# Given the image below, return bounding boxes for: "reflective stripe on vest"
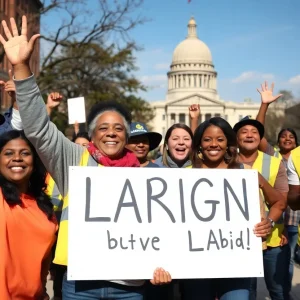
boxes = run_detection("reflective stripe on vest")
[252,151,283,247]
[274,149,282,160]
[53,149,103,266]
[45,174,63,213]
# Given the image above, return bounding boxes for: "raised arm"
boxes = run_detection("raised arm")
[189,104,200,133]
[46,92,63,116]
[258,164,288,222]
[0,16,83,196]
[256,81,282,153]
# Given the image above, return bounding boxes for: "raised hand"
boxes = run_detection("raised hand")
[150,267,172,285]
[0,16,40,66]
[257,81,282,104]
[47,92,63,109]
[189,104,200,120]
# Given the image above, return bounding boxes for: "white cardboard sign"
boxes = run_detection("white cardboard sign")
[68,167,264,280]
[67,97,86,124]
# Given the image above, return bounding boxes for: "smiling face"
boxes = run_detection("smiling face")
[126,135,150,160]
[278,130,297,152]
[201,125,227,163]
[167,128,192,163]
[236,125,260,153]
[0,138,34,190]
[91,111,127,159]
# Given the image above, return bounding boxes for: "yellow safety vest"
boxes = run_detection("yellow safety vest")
[252,151,283,247]
[273,148,282,160]
[53,149,104,265]
[45,174,63,221]
[290,146,300,246]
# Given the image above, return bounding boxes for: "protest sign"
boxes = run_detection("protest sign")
[68,167,264,280]
[67,97,86,124]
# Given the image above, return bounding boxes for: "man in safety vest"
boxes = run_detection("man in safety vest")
[233,116,289,300]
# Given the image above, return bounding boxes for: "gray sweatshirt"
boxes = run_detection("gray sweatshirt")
[15,75,144,287]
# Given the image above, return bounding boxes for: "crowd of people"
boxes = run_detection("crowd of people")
[0,15,299,300]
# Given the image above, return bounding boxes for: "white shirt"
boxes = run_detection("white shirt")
[11,108,24,131]
[287,155,300,185]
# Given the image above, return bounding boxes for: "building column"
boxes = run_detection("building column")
[176,75,178,88]
[185,113,190,126]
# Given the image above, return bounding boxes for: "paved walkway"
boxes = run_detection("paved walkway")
[257,265,300,300]
[46,265,300,299]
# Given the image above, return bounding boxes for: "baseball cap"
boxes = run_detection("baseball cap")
[129,122,162,151]
[233,116,264,139]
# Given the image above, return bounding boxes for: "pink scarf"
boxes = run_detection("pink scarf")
[86,142,140,167]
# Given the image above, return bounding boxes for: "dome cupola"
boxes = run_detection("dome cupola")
[167,17,218,101]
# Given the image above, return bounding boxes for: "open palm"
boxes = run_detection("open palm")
[257,81,282,104]
[0,16,40,66]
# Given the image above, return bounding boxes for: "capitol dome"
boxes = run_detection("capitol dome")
[167,17,218,101]
[172,18,212,64]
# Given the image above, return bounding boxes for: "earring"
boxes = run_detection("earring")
[224,149,232,162]
[166,145,169,151]
[197,146,203,160]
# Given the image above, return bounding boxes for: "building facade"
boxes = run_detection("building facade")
[150,17,262,136]
[0,0,42,110]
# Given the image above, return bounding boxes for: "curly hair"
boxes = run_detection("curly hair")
[192,117,239,169]
[0,130,54,220]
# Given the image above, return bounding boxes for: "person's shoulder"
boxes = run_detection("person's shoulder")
[146,161,161,168]
[154,156,164,167]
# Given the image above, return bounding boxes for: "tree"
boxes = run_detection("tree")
[278,90,294,103]
[35,0,153,133]
[264,110,285,145]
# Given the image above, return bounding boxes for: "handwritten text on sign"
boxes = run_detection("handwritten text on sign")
[68,167,263,280]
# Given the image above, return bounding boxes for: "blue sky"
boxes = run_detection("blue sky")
[41,0,300,103]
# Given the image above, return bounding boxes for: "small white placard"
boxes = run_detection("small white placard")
[68,167,264,280]
[67,97,86,124]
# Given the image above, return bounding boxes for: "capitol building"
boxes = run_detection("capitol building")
[150,17,261,136]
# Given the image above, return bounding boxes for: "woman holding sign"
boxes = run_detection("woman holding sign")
[0,16,171,300]
[180,117,275,300]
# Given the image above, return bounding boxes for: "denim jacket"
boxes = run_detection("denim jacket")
[0,106,13,135]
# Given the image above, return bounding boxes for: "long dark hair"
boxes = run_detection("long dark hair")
[0,131,54,220]
[277,128,299,146]
[162,123,193,167]
[192,117,239,169]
